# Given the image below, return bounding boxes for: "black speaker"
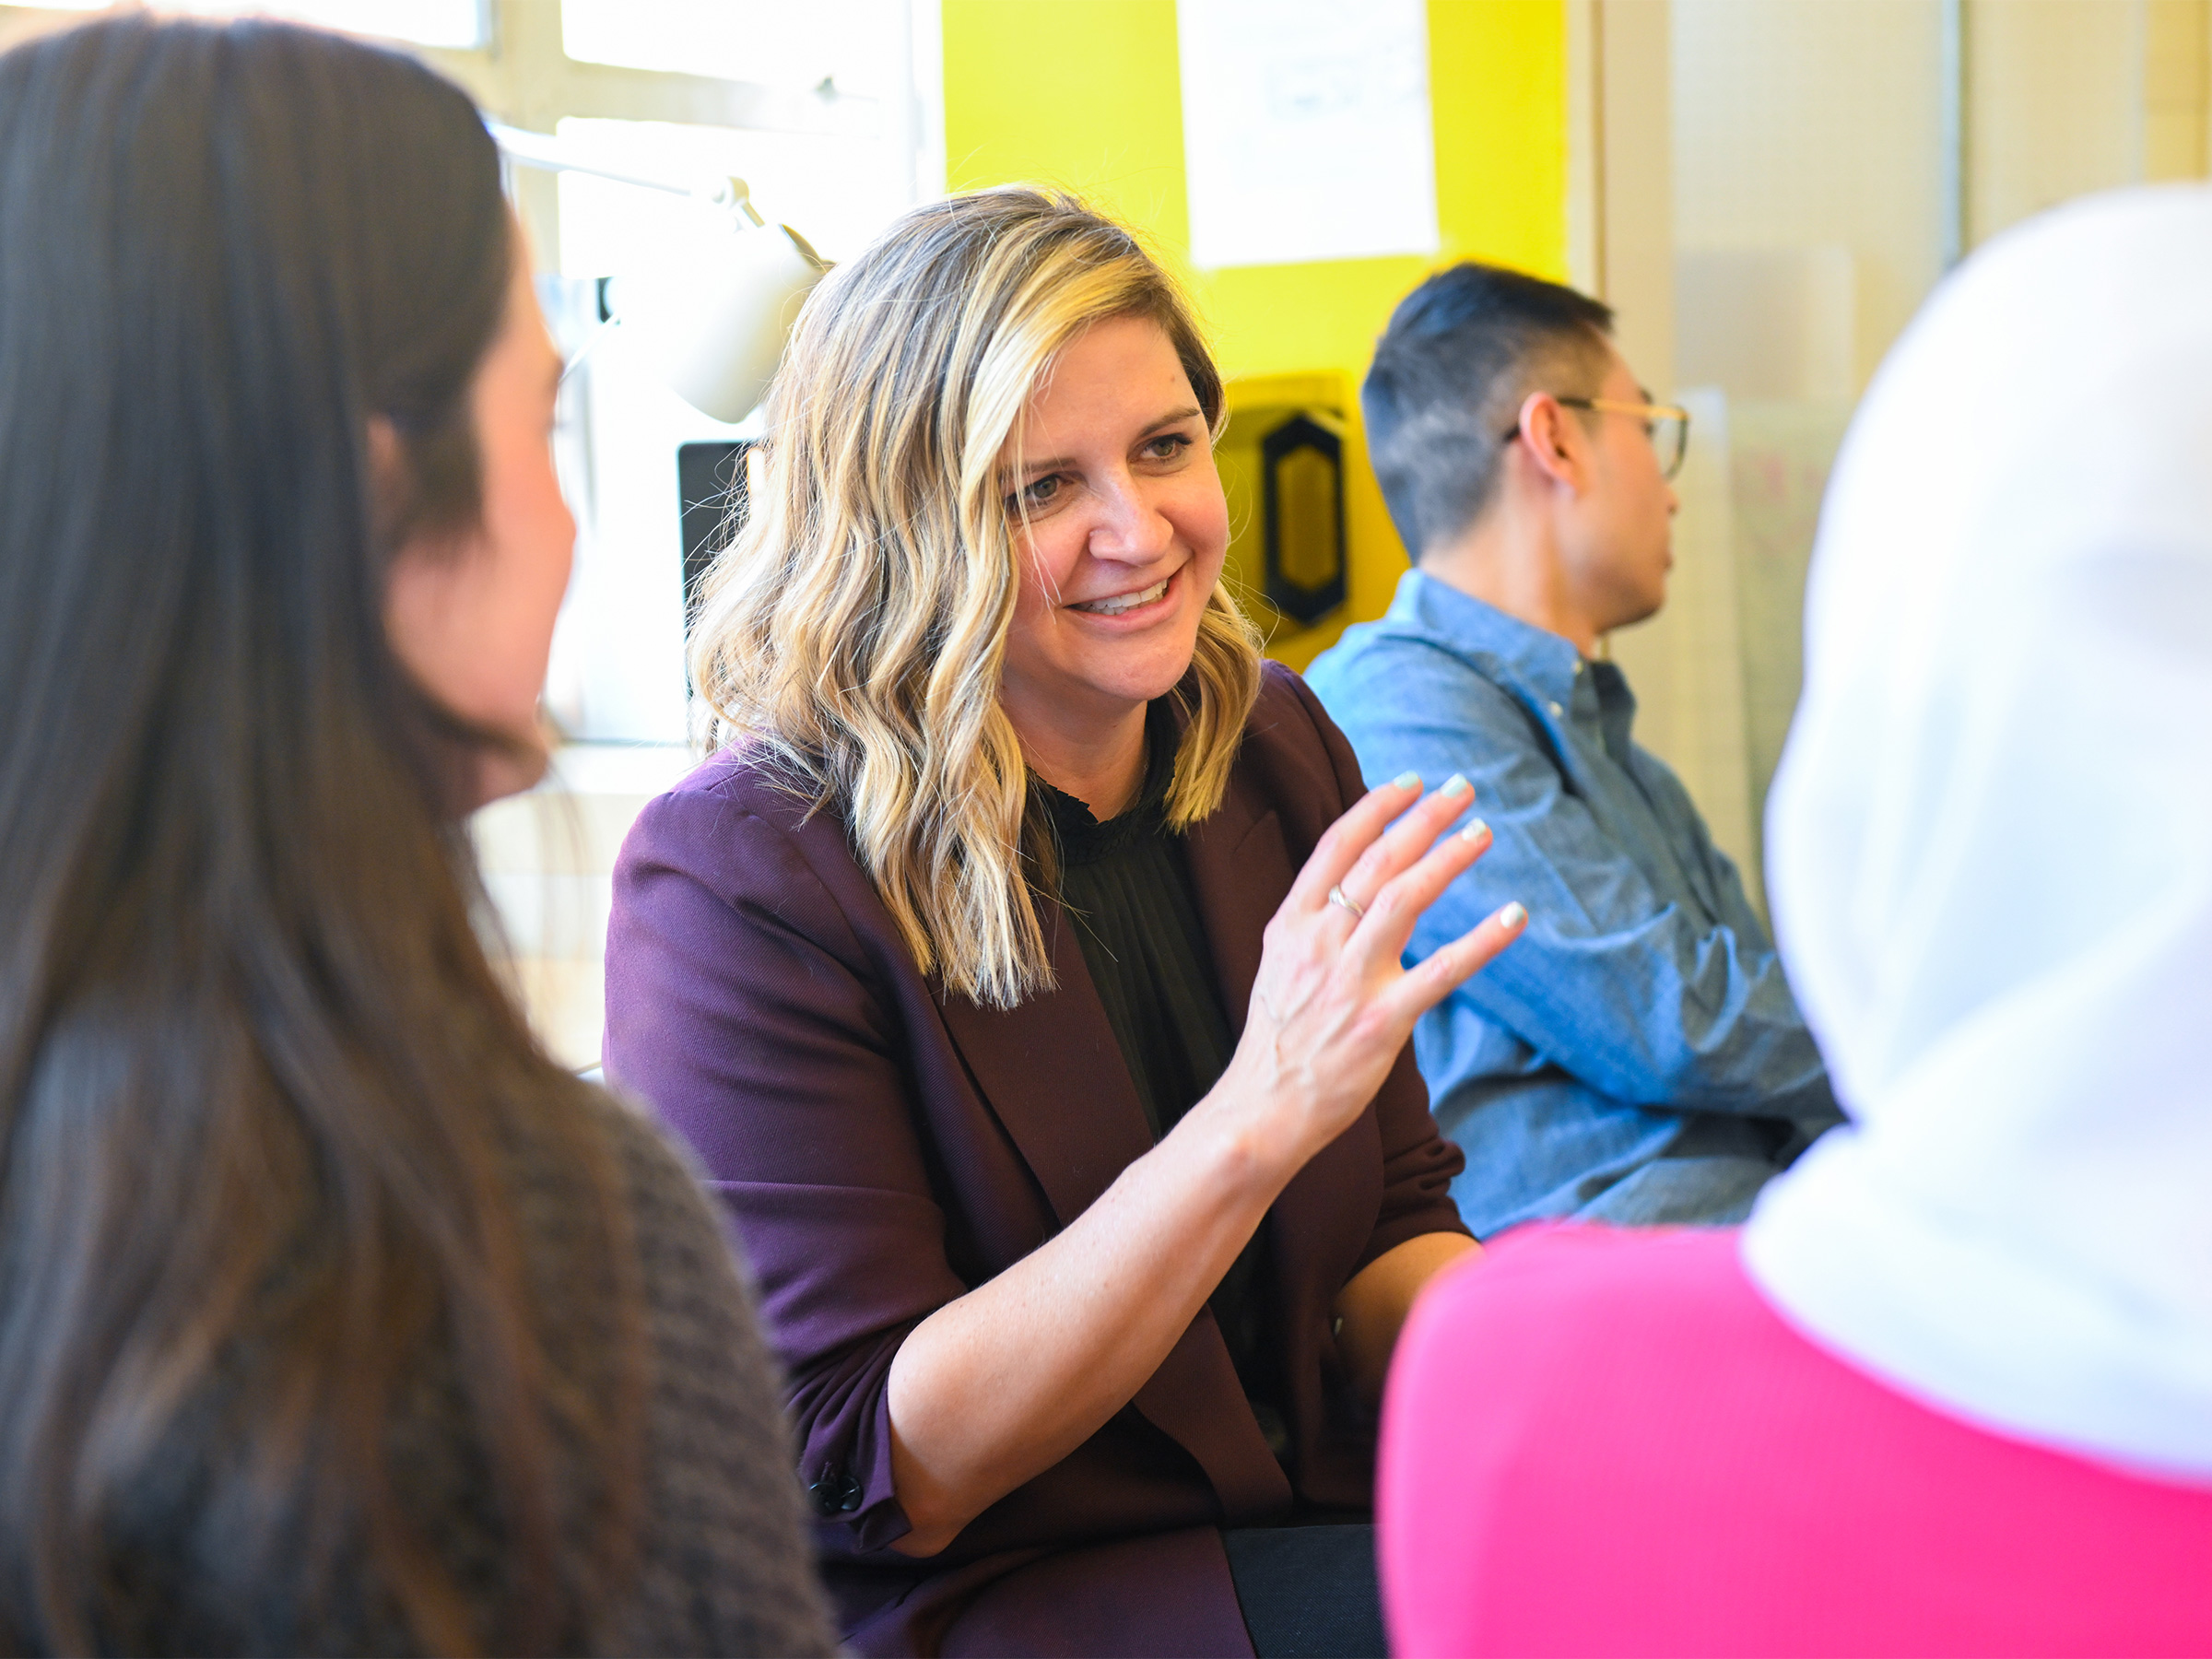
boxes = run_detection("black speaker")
[1259,413,1347,627]
[677,440,751,634]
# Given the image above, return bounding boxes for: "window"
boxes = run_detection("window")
[538,96,923,742]
[20,0,485,49]
[552,115,909,272]
[531,6,930,746]
[560,0,900,101]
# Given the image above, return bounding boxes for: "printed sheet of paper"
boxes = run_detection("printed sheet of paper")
[1177,0,1439,269]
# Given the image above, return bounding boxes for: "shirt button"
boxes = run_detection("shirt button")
[807,1461,865,1516]
[1547,700,1564,717]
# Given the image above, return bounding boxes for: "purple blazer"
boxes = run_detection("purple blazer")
[605,664,1470,1656]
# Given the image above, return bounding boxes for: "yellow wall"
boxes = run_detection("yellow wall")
[942,0,1570,668]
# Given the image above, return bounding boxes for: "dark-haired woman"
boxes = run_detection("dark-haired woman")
[0,17,833,1655]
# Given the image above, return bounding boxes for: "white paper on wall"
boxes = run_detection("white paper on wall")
[1176,0,1440,269]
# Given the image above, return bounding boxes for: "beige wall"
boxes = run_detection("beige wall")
[2147,0,2212,176]
[1660,0,2212,905]
[1675,0,1944,396]
[1677,0,2212,397]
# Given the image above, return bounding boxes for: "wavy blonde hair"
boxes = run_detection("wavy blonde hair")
[690,187,1264,1010]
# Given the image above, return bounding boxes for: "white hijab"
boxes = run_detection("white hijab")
[1743,185,2212,1481]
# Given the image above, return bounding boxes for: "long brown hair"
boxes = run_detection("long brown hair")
[689,189,1265,1010]
[0,18,641,1653]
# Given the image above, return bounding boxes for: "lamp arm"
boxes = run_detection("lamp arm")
[489,121,828,424]
[485,121,766,227]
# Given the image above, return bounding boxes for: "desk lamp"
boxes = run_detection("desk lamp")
[488,120,828,423]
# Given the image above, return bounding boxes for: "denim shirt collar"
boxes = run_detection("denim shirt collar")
[1389,568,1587,712]
[1389,569,1644,766]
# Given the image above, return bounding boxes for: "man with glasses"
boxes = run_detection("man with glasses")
[1306,264,1839,1233]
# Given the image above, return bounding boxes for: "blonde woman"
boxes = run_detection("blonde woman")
[606,189,1525,1658]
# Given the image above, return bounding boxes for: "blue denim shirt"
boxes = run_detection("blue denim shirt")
[1305,571,1840,1234]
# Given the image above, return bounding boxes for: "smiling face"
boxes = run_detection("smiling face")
[996,312,1229,752]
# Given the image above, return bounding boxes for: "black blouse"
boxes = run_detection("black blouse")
[1035,705,1284,1451]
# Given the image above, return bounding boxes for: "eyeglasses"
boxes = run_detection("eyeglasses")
[1499,396,1691,481]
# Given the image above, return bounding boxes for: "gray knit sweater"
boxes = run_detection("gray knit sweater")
[96,1090,839,1657]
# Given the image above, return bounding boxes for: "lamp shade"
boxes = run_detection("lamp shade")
[607,218,828,425]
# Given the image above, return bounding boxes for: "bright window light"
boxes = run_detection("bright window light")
[23,0,486,49]
[553,115,909,269]
[540,112,920,745]
[559,0,900,100]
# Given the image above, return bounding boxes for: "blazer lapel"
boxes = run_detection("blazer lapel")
[1131,1312,1294,1521]
[935,892,1155,1230]
[1181,769,1280,1037]
[937,804,1296,1521]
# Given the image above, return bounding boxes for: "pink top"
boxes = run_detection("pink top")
[1379,1225,2212,1657]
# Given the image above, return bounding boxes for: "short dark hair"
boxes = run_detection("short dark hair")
[1362,264,1616,559]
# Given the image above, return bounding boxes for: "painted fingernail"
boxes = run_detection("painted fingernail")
[1441,774,1472,797]
[1394,771,1421,790]
[1461,817,1490,843]
[1497,901,1527,929]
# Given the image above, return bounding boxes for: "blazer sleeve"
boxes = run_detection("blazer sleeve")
[603,783,958,1553]
[1283,668,1475,1258]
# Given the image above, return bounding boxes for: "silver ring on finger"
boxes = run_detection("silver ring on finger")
[1327,883,1366,920]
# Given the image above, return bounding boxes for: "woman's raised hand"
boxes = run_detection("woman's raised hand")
[1202,773,1525,1175]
